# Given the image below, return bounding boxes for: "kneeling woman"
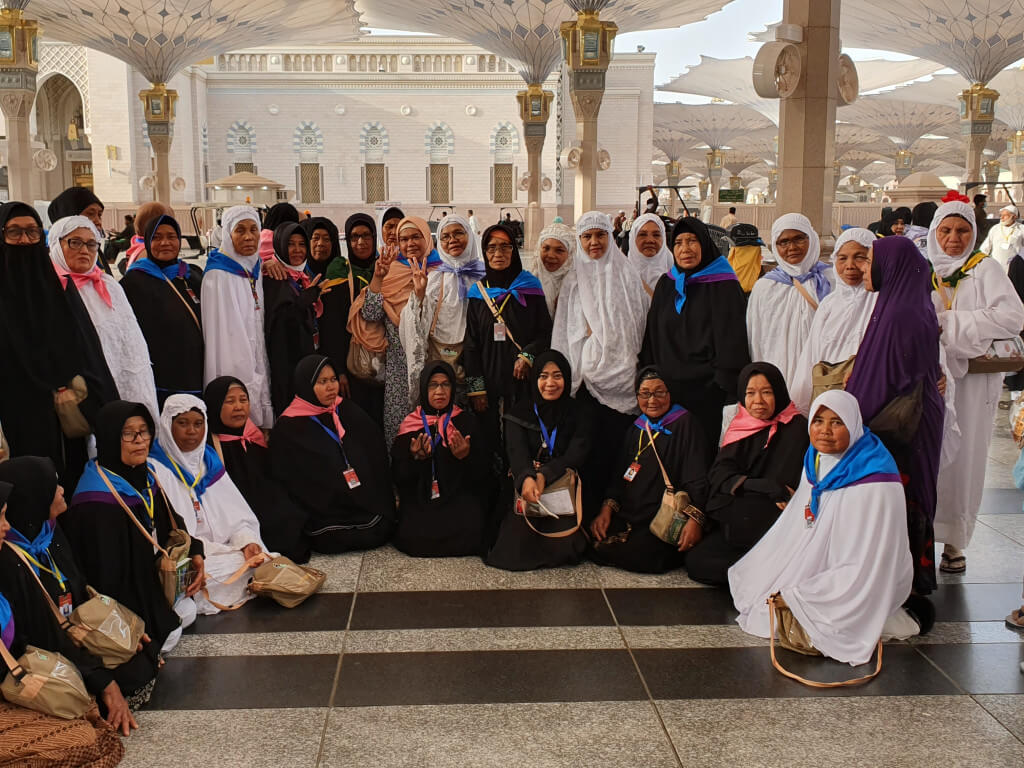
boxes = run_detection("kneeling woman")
[151,395,270,615]
[686,363,808,586]
[204,376,311,563]
[589,367,711,573]
[729,390,913,665]
[270,355,395,553]
[486,351,591,571]
[391,362,488,556]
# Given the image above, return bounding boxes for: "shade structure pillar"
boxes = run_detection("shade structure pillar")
[960,83,998,193]
[517,83,553,249]
[561,10,617,220]
[1010,131,1024,200]
[0,9,40,202]
[775,0,841,236]
[895,149,914,182]
[665,160,681,216]
[139,83,178,204]
[706,150,724,202]
[983,159,1001,199]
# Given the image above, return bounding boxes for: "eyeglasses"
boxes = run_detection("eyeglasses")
[775,234,809,250]
[63,237,100,254]
[439,230,467,243]
[3,226,42,243]
[637,389,669,400]
[427,381,453,391]
[349,233,374,242]
[121,428,151,443]
[485,244,514,255]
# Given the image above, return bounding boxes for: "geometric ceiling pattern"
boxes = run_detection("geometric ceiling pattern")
[875,69,1024,131]
[357,0,734,83]
[654,102,775,150]
[27,0,363,83]
[837,98,961,149]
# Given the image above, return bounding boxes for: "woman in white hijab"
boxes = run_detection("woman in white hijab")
[789,227,877,414]
[49,216,160,422]
[552,211,650,510]
[150,395,271,615]
[729,390,914,665]
[627,213,674,295]
[747,213,834,385]
[536,222,575,317]
[201,205,274,427]
[399,214,485,400]
[927,199,1024,573]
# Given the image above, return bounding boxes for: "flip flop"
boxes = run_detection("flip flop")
[940,552,967,574]
[1006,608,1024,631]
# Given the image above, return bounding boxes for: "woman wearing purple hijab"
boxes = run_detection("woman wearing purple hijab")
[845,236,943,625]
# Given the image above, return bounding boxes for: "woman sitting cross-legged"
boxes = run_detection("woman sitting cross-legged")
[486,350,591,571]
[203,376,311,563]
[150,395,271,615]
[729,390,915,665]
[391,361,488,557]
[686,362,808,586]
[589,366,711,574]
[269,355,396,554]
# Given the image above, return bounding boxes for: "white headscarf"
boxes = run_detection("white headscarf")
[551,211,650,414]
[627,213,673,290]
[926,200,977,278]
[429,214,483,343]
[220,206,262,270]
[771,213,822,276]
[48,215,103,273]
[157,394,210,479]
[536,222,576,316]
[820,226,878,351]
[808,389,864,479]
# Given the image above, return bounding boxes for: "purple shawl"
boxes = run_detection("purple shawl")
[763,260,832,300]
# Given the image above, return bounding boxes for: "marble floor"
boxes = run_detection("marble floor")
[117,410,1024,768]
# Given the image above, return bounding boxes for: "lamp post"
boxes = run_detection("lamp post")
[139,82,177,204]
[516,82,553,247]
[560,9,616,220]
[960,82,999,189]
[664,159,681,216]
[895,149,915,182]
[0,8,39,202]
[705,149,724,201]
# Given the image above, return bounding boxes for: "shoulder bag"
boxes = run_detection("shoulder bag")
[967,336,1024,374]
[426,277,465,382]
[810,356,856,402]
[644,422,707,545]
[791,278,819,311]
[53,376,90,439]
[0,643,91,720]
[345,274,386,384]
[514,468,583,539]
[249,556,326,608]
[868,380,923,447]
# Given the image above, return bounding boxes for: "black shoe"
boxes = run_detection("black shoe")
[903,594,936,636]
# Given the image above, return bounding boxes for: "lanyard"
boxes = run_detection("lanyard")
[421,410,451,486]
[486,281,513,319]
[8,543,66,592]
[804,455,822,525]
[105,468,156,527]
[533,405,557,454]
[931,271,958,310]
[168,457,202,500]
[634,428,659,462]
[313,416,351,466]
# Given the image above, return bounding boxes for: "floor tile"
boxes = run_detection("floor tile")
[147,654,339,710]
[979,513,1024,546]
[980,489,1024,515]
[594,565,711,589]
[974,695,1024,742]
[656,696,1024,768]
[604,587,736,626]
[343,626,625,653]
[191,593,353,634]
[349,589,613,630]
[909,621,1024,645]
[319,702,680,768]
[917,643,1024,694]
[333,649,647,706]
[170,631,346,657]
[122,708,328,768]
[634,645,959,699]
[622,624,768,649]
[937,522,1024,584]
[308,551,363,593]
[930,583,1024,622]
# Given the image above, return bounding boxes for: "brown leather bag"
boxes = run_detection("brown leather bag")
[643,422,706,544]
[810,356,856,402]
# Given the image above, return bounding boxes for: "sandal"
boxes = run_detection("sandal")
[1006,608,1024,631]
[940,552,967,573]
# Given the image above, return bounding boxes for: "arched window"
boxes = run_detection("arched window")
[426,124,453,204]
[361,122,389,203]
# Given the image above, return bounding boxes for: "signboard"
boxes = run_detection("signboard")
[718,188,744,203]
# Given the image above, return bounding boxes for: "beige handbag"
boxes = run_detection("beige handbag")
[425,278,465,382]
[345,274,386,384]
[644,423,706,545]
[514,469,584,539]
[0,644,92,720]
[249,556,326,608]
[53,376,90,439]
[6,543,145,670]
[767,593,883,688]
[810,356,856,401]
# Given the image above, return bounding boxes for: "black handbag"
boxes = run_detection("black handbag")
[868,380,923,447]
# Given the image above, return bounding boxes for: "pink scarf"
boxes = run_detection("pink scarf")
[397,406,464,440]
[282,395,345,440]
[53,262,112,308]
[125,235,146,267]
[216,419,267,451]
[259,229,275,262]
[721,402,802,448]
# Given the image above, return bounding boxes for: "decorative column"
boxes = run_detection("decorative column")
[560,10,616,220]
[767,168,778,203]
[705,149,724,201]
[895,149,914,182]
[139,83,178,204]
[664,159,681,216]
[983,159,1001,198]
[0,9,39,202]
[698,178,710,201]
[516,83,553,248]
[960,82,998,191]
[1010,130,1024,199]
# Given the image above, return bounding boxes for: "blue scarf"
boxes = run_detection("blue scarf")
[0,594,11,650]
[437,260,487,300]
[397,249,443,270]
[633,404,687,435]
[763,260,832,301]
[802,427,901,523]
[5,520,60,582]
[467,270,544,306]
[669,256,738,313]
[205,249,261,281]
[149,440,226,499]
[128,257,188,282]
[73,459,154,510]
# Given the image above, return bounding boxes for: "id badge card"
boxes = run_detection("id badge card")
[58,592,73,619]
[313,331,320,350]
[624,462,641,482]
[493,322,507,342]
[804,505,815,528]
[430,479,441,500]
[344,467,361,489]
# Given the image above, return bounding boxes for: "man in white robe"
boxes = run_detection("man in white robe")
[979,204,1024,271]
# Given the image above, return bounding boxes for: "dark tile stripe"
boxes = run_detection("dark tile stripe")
[930,583,1024,623]
[635,646,960,699]
[191,593,354,634]
[980,488,1024,515]
[604,587,737,626]
[333,650,646,706]
[147,655,338,710]
[917,643,1024,694]
[349,589,615,630]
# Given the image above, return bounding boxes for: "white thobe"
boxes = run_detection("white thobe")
[980,223,1024,270]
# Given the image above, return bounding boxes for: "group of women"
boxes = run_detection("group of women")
[0,190,1022,748]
